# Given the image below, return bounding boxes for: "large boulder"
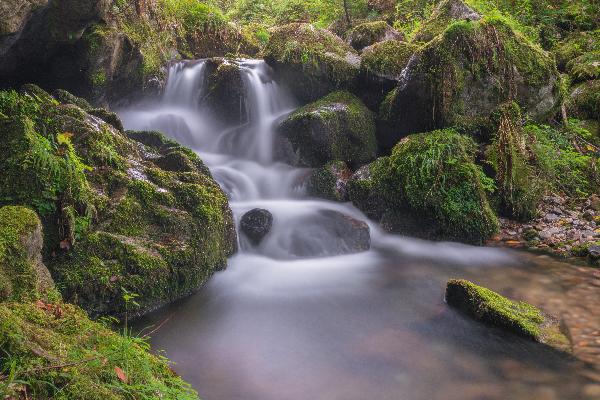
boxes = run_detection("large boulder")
[0,206,56,302]
[240,208,273,245]
[264,23,360,103]
[446,279,571,352]
[0,86,236,317]
[276,91,377,168]
[348,129,499,244]
[358,40,419,109]
[346,21,403,51]
[567,80,600,122]
[377,18,559,149]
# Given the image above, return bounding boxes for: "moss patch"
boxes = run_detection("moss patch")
[446,279,571,351]
[0,302,198,399]
[361,40,419,79]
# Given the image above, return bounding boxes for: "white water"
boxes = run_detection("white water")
[120,60,597,400]
[120,59,514,264]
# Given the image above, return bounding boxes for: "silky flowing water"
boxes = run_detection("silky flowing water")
[121,60,600,400]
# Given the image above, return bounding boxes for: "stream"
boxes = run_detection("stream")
[120,59,600,400]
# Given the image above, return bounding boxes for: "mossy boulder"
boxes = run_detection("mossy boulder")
[566,51,600,83]
[202,58,248,126]
[0,206,56,303]
[276,91,377,168]
[446,279,571,352]
[358,40,419,109]
[378,17,559,150]
[553,30,600,72]
[264,23,360,103]
[346,21,403,51]
[349,129,498,244]
[0,301,199,399]
[0,87,236,317]
[412,0,481,43]
[307,161,352,202]
[567,80,600,121]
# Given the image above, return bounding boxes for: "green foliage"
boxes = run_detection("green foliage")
[486,102,544,220]
[0,302,198,399]
[386,129,498,243]
[527,122,599,197]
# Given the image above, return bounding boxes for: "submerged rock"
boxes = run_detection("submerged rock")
[276,91,377,168]
[446,279,571,352]
[265,23,360,103]
[346,21,403,51]
[0,206,56,302]
[307,161,352,202]
[287,210,371,257]
[378,18,559,149]
[241,208,273,245]
[0,86,236,317]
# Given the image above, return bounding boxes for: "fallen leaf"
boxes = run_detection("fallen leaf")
[115,366,128,383]
[59,239,71,250]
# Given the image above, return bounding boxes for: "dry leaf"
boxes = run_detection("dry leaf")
[114,366,128,383]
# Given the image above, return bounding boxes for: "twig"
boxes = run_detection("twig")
[141,314,174,339]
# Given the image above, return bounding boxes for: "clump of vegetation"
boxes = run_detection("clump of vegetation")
[0,302,199,399]
[486,102,544,220]
[446,279,571,351]
[386,129,498,244]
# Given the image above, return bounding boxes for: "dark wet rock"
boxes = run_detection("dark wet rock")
[202,59,248,126]
[241,208,273,245]
[277,91,377,168]
[288,210,370,257]
[346,21,403,51]
[377,18,559,150]
[52,89,92,111]
[588,245,600,260]
[307,161,352,202]
[446,279,571,352]
[264,23,360,103]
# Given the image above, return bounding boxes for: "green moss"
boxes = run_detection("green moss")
[347,21,398,49]
[52,89,93,111]
[385,129,498,243]
[307,161,350,201]
[446,279,570,351]
[0,207,55,303]
[361,40,418,79]
[553,30,600,70]
[567,80,600,121]
[567,51,600,82]
[486,102,544,220]
[280,91,377,167]
[0,302,198,399]
[265,23,360,101]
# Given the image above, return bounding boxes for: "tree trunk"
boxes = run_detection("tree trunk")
[343,0,352,26]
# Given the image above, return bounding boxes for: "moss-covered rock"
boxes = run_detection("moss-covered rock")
[566,51,600,83]
[306,161,352,201]
[52,88,93,111]
[0,206,56,303]
[378,17,559,149]
[264,23,360,103]
[89,108,125,133]
[277,91,377,168]
[446,279,571,352]
[346,20,403,51]
[0,301,198,399]
[553,30,600,72]
[567,80,600,121]
[202,58,248,126]
[412,0,481,43]
[349,129,499,244]
[0,86,236,317]
[358,40,419,109]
